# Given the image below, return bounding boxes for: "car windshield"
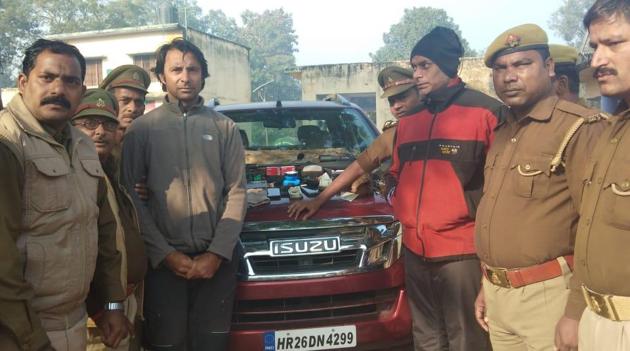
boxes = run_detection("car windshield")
[221,107,377,165]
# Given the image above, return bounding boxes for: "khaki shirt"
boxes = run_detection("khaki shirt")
[475,95,605,268]
[566,108,630,319]
[356,127,396,173]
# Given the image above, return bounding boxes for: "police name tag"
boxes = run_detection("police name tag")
[264,325,357,351]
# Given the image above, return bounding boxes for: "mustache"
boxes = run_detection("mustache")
[40,95,70,109]
[501,85,521,92]
[594,67,617,78]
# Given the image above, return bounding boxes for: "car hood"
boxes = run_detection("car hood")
[244,194,392,223]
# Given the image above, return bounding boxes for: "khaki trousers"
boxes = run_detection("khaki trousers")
[87,294,139,351]
[579,307,630,351]
[482,259,572,351]
[47,314,88,351]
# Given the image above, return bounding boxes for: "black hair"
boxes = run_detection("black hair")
[555,65,580,94]
[584,0,630,28]
[22,39,86,81]
[154,37,209,92]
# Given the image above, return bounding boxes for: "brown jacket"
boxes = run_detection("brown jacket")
[0,96,124,349]
[86,157,148,318]
[475,95,606,268]
[104,158,147,286]
[565,107,630,319]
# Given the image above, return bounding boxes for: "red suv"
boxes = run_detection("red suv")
[216,100,412,351]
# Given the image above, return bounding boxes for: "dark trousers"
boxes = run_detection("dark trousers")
[404,247,491,351]
[143,251,239,351]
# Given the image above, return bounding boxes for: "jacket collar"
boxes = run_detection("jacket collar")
[616,101,630,118]
[6,94,72,146]
[424,77,465,113]
[509,94,558,124]
[163,94,205,115]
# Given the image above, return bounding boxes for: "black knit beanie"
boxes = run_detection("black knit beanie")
[410,26,464,78]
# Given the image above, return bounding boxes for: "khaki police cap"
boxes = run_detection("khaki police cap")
[484,24,549,67]
[73,88,119,122]
[549,44,578,67]
[99,65,150,93]
[378,66,416,98]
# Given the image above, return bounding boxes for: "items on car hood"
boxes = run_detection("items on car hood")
[319,172,332,190]
[339,191,359,202]
[300,185,319,198]
[247,188,270,208]
[288,186,303,199]
[246,180,268,189]
[302,164,323,177]
[266,188,281,200]
[282,171,301,187]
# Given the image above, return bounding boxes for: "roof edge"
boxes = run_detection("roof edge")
[47,23,249,50]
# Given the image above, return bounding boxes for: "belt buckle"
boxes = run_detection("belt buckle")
[486,266,511,288]
[583,286,619,321]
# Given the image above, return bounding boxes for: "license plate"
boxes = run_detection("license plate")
[264,325,357,351]
[269,237,340,257]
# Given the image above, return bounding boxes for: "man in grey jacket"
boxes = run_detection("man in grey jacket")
[121,38,246,351]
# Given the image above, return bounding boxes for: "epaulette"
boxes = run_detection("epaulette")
[585,112,611,123]
[549,110,608,173]
[0,119,26,167]
[555,99,598,118]
[382,119,398,132]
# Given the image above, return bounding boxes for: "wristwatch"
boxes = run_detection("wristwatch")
[104,302,124,311]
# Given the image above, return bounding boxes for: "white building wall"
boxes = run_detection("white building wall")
[51,25,251,106]
[66,30,176,97]
[188,30,251,105]
[298,59,496,130]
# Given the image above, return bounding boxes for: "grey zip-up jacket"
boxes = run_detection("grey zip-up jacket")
[121,97,246,268]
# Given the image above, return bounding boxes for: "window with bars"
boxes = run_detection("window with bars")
[84,59,102,87]
[133,54,158,82]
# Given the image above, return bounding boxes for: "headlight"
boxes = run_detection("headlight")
[363,221,402,268]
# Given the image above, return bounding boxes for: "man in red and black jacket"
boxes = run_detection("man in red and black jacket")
[389,27,509,351]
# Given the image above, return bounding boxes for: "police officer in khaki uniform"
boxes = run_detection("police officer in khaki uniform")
[287,66,422,220]
[72,89,148,351]
[0,39,126,351]
[99,65,150,137]
[100,65,151,204]
[357,66,423,172]
[550,44,582,104]
[563,1,630,350]
[473,24,606,351]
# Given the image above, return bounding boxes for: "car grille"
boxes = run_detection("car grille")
[240,217,402,281]
[232,288,399,329]
[249,249,362,275]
